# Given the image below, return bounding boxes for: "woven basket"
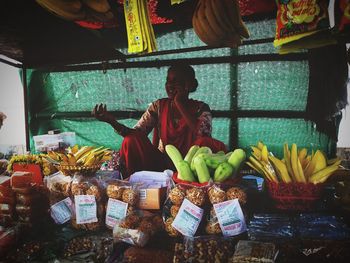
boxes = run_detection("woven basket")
[266,181,324,211]
[55,164,100,177]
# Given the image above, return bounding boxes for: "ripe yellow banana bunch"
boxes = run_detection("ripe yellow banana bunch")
[45,145,112,167]
[192,0,250,47]
[246,141,342,185]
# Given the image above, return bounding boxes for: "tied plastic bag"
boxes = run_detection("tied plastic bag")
[44,171,72,205]
[104,179,139,229]
[112,210,164,247]
[70,173,106,231]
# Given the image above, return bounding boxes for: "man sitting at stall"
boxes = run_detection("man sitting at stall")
[92,63,226,177]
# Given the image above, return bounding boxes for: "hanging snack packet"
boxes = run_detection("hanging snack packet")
[274,0,330,48]
[336,0,350,32]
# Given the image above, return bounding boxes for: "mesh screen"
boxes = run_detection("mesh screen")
[27,19,335,157]
[238,118,332,158]
[237,61,309,111]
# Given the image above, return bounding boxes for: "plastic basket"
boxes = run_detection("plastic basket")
[266,181,324,211]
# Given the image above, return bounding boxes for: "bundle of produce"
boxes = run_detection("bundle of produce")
[192,0,250,47]
[44,145,112,176]
[246,141,342,210]
[165,144,246,185]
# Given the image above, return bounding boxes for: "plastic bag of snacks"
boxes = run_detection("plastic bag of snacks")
[229,240,278,263]
[44,172,72,205]
[205,184,247,236]
[104,179,139,229]
[163,183,208,237]
[173,235,238,263]
[70,173,106,231]
[112,210,164,247]
[274,0,330,48]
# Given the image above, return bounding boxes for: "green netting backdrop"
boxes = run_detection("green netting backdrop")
[26,19,336,157]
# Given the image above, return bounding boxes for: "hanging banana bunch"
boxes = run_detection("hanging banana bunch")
[192,0,250,47]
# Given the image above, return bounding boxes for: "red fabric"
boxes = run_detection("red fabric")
[120,99,227,177]
[120,130,172,177]
[157,98,205,157]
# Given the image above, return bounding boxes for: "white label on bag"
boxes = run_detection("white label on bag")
[172,198,203,237]
[214,199,247,236]
[105,198,128,228]
[139,189,147,200]
[50,197,73,224]
[75,195,97,224]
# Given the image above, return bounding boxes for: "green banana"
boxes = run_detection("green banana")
[177,160,196,182]
[193,155,211,183]
[184,145,200,164]
[227,148,246,174]
[213,162,234,182]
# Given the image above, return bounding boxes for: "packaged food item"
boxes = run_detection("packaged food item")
[113,211,163,247]
[123,247,174,263]
[0,175,10,187]
[274,0,330,48]
[70,173,106,231]
[0,227,18,258]
[104,179,139,229]
[208,184,227,204]
[10,171,34,188]
[229,240,277,263]
[226,186,247,205]
[44,172,72,205]
[173,235,237,263]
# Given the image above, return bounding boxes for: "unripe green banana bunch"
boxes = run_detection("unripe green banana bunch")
[192,0,250,47]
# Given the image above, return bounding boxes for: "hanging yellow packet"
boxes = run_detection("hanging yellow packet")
[274,0,330,48]
[124,0,144,53]
[139,0,157,53]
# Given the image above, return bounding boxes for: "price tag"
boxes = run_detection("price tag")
[214,199,247,236]
[74,195,97,224]
[105,198,128,228]
[50,197,73,224]
[172,198,203,237]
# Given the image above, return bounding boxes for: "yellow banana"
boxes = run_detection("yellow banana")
[309,160,341,184]
[284,143,295,182]
[257,141,265,151]
[261,145,269,163]
[291,143,306,183]
[269,156,292,183]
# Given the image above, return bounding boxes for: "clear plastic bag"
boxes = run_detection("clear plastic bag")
[173,235,238,263]
[113,210,163,247]
[70,173,106,231]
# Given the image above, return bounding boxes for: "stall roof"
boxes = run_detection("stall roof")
[0,0,199,69]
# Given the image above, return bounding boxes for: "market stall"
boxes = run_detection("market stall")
[1,0,350,262]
